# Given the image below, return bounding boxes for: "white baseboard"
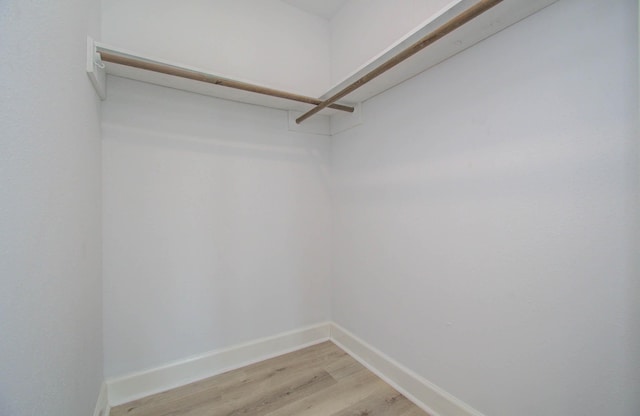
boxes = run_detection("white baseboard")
[329,323,485,416]
[104,321,483,416]
[106,322,331,406]
[92,383,109,416]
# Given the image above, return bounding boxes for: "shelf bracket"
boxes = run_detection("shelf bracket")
[87,37,106,100]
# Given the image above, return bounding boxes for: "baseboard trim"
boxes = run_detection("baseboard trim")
[329,323,485,416]
[93,382,110,416]
[106,322,331,406]
[105,322,483,415]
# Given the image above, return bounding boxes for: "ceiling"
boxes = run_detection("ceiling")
[281,0,349,20]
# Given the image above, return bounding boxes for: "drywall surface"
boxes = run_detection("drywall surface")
[0,1,103,415]
[102,77,332,377]
[330,0,639,415]
[329,0,453,86]
[101,0,332,97]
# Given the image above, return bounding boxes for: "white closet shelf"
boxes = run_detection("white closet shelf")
[88,42,354,115]
[319,0,559,104]
[88,0,557,120]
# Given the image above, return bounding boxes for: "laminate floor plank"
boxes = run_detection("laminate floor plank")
[323,353,367,380]
[329,385,416,416]
[110,341,430,416]
[402,407,433,416]
[264,368,384,416]
[225,369,336,416]
[113,341,343,416]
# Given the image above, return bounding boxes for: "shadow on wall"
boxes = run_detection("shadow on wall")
[101,76,331,165]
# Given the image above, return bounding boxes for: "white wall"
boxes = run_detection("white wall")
[329,0,452,85]
[101,0,332,97]
[102,77,332,377]
[0,1,103,415]
[331,0,639,415]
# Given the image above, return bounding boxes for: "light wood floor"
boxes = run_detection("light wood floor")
[110,341,430,416]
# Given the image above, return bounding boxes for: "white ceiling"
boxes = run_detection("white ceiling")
[281,0,349,20]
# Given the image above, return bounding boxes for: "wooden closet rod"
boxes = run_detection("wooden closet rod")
[296,0,503,124]
[97,48,355,113]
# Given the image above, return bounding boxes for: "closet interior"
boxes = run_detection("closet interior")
[3,0,638,416]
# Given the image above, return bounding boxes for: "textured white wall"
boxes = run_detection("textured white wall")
[329,0,452,85]
[101,0,332,97]
[0,1,103,415]
[331,0,639,415]
[102,77,332,377]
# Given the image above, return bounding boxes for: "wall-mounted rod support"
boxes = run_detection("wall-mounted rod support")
[296,0,503,124]
[97,48,355,114]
